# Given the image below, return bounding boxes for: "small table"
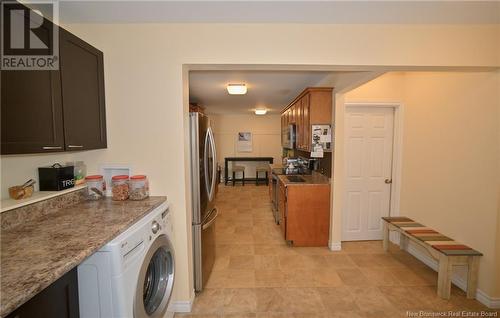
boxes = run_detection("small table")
[224,157,274,185]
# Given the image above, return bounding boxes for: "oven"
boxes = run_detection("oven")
[271,173,280,224]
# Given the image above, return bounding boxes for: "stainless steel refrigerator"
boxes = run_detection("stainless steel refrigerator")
[190,112,218,292]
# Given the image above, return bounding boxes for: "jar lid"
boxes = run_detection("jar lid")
[112,175,129,180]
[130,175,147,180]
[85,175,103,180]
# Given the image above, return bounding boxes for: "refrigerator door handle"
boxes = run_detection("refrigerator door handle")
[202,207,218,230]
[208,126,217,201]
[204,128,212,200]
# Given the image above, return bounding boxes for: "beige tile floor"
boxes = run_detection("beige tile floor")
[176,184,498,318]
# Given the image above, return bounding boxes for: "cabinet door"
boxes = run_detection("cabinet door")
[291,104,296,123]
[1,9,65,155]
[302,94,310,151]
[6,268,79,318]
[1,70,65,154]
[295,100,302,149]
[301,98,306,150]
[60,28,107,151]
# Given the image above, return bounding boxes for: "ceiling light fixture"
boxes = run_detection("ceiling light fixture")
[227,83,247,95]
[255,109,267,115]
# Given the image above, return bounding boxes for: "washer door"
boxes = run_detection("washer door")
[134,234,175,318]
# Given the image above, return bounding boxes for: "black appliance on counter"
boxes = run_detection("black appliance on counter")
[38,163,75,191]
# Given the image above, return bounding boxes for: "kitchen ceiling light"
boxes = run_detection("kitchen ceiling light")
[255,109,267,115]
[227,84,247,95]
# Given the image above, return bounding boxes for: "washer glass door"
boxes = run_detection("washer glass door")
[135,235,175,318]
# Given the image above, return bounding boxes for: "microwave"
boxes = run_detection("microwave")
[282,124,296,149]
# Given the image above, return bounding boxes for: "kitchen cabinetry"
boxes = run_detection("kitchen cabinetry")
[60,28,107,151]
[1,71,65,154]
[278,179,330,246]
[1,12,106,154]
[6,268,79,318]
[280,88,332,152]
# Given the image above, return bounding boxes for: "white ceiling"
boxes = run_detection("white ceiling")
[189,70,375,114]
[55,1,500,24]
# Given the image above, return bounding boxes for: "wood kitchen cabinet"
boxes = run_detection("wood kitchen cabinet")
[6,268,79,318]
[60,28,107,151]
[278,179,330,246]
[0,9,107,154]
[280,87,332,152]
[1,70,65,154]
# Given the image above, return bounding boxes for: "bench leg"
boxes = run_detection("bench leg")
[382,221,389,252]
[399,234,407,250]
[437,255,452,299]
[466,256,479,299]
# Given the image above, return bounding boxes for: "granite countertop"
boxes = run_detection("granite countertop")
[0,196,167,317]
[278,172,330,186]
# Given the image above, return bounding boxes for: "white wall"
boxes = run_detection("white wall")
[211,114,281,180]
[1,23,498,305]
[339,71,500,298]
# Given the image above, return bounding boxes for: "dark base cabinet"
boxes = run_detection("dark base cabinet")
[6,268,79,318]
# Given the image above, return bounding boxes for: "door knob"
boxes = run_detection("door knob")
[385,179,392,184]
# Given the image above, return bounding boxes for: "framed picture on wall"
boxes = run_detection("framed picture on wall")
[237,132,252,152]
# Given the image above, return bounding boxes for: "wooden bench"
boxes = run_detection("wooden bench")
[382,217,482,300]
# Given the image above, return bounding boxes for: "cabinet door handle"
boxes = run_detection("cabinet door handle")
[68,145,84,148]
[42,146,63,150]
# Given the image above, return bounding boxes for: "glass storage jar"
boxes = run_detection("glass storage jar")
[85,175,105,200]
[74,161,87,185]
[112,175,129,201]
[129,175,149,200]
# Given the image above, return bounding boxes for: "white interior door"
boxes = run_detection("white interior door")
[342,106,395,241]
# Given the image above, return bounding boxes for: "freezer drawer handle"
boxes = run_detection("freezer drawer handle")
[202,208,218,230]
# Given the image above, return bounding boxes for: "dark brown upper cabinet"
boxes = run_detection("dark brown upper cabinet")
[60,28,107,151]
[1,70,65,154]
[1,16,107,154]
[1,7,65,154]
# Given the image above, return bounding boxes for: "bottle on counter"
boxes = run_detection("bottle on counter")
[85,175,105,200]
[129,175,149,200]
[111,175,129,201]
[67,161,87,185]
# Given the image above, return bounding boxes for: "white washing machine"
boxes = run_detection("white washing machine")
[78,201,175,318]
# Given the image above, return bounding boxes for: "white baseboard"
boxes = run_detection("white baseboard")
[163,311,175,318]
[329,241,342,251]
[167,291,195,313]
[390,236,500,309]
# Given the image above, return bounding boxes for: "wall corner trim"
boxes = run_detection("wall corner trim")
[168,290,195,313]
[329,241,342,251]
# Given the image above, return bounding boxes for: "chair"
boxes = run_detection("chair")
[232,165,245,186]
[255,166,269,186]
